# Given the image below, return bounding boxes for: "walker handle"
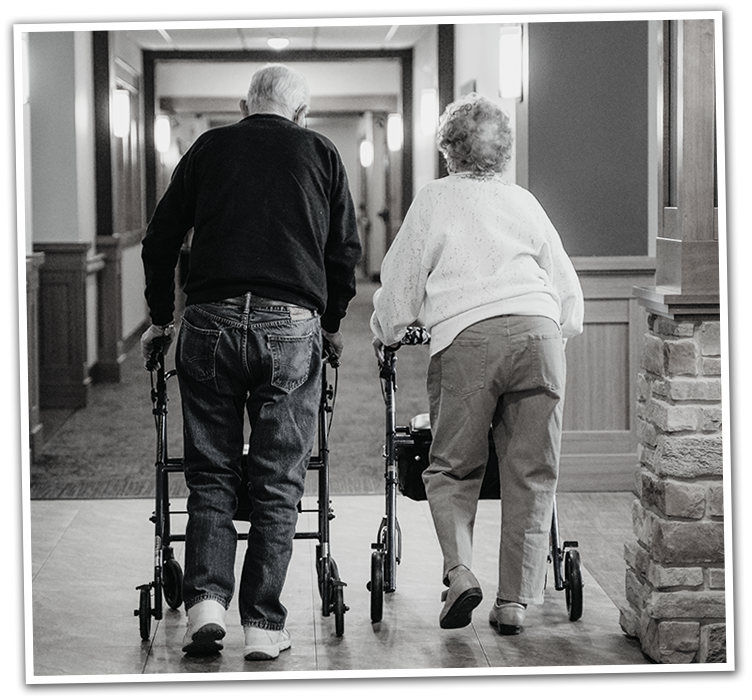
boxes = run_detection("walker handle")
[322,337,341,368]
[399,326,431,346]
[146,336,172,372]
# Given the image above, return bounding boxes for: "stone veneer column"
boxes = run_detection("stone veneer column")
[620,313,725,663]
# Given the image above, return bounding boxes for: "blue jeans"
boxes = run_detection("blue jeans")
[176,293,322,630]
[423,315,565,605]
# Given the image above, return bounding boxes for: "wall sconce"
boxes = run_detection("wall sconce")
[112,88,131,138]
[359,139,374,168]
[420,88,438,136]
[499,25,523,100]
[155,115,171,153]
[387,113,403,152]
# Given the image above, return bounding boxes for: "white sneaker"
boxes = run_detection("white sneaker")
[243,626,292,660]
[182,599,227,654]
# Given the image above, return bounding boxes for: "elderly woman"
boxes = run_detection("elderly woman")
[371,93,584,635]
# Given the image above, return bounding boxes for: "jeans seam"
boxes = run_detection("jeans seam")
[242,620,285,631]
[185,594,228,611]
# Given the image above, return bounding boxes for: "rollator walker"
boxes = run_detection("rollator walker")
[135,341,347,640]
[367,327,583,625]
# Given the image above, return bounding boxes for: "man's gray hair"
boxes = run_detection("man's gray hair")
[246,63,310,119]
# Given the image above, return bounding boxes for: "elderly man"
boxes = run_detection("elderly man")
[141,64,361,660]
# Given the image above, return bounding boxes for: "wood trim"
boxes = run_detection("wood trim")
[33,243,92,409]
[437,24,454,179]
[92,236,125,383]
[26,253,45,459]
[93,31,114,237]
[559,453,636,492]
[559,257,656,492]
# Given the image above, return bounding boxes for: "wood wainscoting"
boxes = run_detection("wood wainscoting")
[558,256,656,492]
[33,242,104,410]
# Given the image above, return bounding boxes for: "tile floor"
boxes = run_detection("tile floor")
[28,490,656,684]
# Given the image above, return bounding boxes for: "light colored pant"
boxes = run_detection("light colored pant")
[422,315,565,605]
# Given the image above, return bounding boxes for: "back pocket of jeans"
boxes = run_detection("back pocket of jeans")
[439,338,487,395]
[528,332,564,392]
[179,318,221,381]
[268,332,314,393]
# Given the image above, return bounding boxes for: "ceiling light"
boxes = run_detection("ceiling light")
[267,37,290,50]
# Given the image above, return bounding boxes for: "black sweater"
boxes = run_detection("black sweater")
[142,114,362,333]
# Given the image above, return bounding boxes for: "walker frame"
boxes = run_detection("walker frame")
[135,345,348,640]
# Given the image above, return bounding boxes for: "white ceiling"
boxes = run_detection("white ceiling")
[124,24,432,52]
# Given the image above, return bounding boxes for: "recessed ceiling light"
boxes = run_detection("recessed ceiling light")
[267,37,290,50]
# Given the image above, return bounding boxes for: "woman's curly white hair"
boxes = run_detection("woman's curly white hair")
[436,93,513,176]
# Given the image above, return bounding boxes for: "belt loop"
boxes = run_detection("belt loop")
[244,292,252,315]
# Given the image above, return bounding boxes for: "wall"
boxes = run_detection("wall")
[527,21,650,257]
[454,23,519,184]
[28,32,102,407]
[28,32,96,247]
[155,59,401,101]
[412,26,438,194]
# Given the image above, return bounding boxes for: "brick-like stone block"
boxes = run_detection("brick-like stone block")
[642,333,666,375]
[619,607,641,639]
[665,338,700,376]
[699,623,726,663]
[707,568,725,589]
[643,619,697,663]
[702,357,722,376]
[637,443,655,469]
[707,484,724,518]
[648,590,726,619]
[659,620,700,652]
[653,434,723,478]
[665,485,703,519]
[700,322,721,356]
[663,377,722,401]
[647,561,704,589]
[648,398,698,433]
[664,480,706,519]
[632,499,656,547]
[637,417,659,449]
[625,567,648,611]
[653,317,697,338]
[637,372,652,401]
[652,520,724,565]
[624,537,650,578]
[699,405,723,432]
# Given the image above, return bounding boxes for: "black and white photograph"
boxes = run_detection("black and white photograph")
[6,1,747,697]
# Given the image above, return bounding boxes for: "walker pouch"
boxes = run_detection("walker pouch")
[396,415,500,501]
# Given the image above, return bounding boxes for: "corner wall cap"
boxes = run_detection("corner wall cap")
[633,284,721,319]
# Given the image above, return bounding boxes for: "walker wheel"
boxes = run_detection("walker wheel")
[369,549,384,623]
[162,558,184,610]
[334,584,346,637]
[565,549,583,622]
[136,586,152,640]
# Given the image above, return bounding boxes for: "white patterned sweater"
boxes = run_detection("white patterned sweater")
[370,173,585,356]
